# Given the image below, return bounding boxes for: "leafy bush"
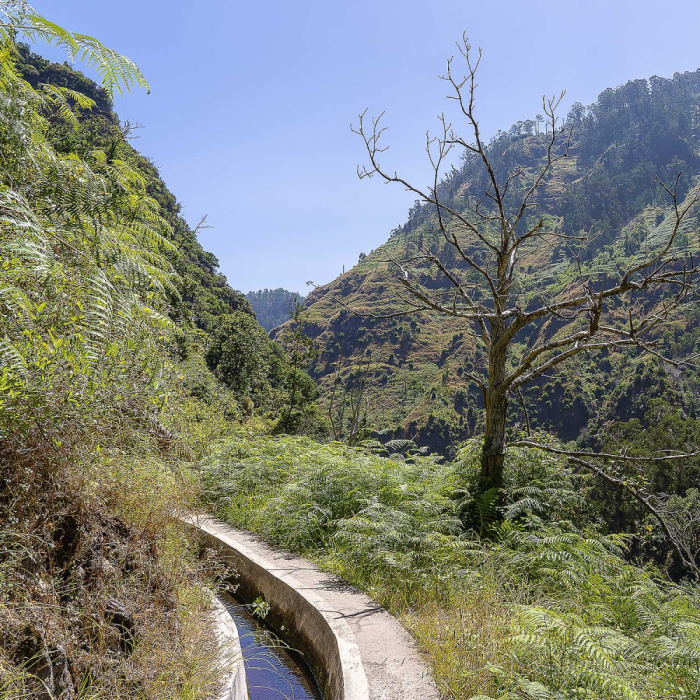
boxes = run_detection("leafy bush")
[205,310,271,398]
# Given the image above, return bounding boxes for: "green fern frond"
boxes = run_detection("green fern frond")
[40,83,80,127]
[3,9,150,97]
[54,85,95,110]
[514,680,554,700]
[385,438,416,453]
[72,33,150,97]
[103,157,147,192]
[0,337,26,378]
[0,283,30,318]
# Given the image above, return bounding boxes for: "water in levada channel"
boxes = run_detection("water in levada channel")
[220,593,323,700]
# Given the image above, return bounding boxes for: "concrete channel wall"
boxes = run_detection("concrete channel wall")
[188,515,370,700]
[210,593,248,700]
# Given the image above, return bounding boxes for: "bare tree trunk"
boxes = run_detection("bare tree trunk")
[480,332,508,489]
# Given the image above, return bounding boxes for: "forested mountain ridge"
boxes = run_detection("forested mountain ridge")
[295,69,700,453]
[247,287,306,332]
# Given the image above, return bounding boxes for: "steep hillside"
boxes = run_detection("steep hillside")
[296,71,700,453]
[16,44,254,336]
[13,46,311,414]
[0,23,287,695]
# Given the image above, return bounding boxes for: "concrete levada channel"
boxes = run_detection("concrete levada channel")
[220,593,323,699]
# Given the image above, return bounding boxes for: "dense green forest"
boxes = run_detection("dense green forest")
[0,5,698,700]
[247,287,305,332]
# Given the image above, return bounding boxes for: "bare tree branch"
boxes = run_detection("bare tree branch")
[512,440,700,581]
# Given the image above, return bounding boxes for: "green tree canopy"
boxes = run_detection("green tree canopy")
[205,311,271,398]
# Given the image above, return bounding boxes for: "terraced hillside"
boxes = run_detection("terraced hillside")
[290,71,700,453]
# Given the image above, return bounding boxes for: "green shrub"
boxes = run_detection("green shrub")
[205,311,271,398]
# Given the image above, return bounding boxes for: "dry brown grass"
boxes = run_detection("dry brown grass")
[0,432,223,699]
[400,591,513,699]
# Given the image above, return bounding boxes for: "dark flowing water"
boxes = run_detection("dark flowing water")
[219,593,323,700]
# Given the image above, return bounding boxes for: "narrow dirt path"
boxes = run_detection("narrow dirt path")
[195,516,440,700]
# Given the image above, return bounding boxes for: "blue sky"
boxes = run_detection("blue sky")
[30,0,700,294]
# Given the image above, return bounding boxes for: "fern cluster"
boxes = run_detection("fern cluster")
[0,24,176,453]
[204,434,700,699]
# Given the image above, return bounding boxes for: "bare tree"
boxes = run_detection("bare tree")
[353,34,698,495]
[327,351,378,445]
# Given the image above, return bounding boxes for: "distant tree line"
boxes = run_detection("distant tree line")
[247,288,306,332]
